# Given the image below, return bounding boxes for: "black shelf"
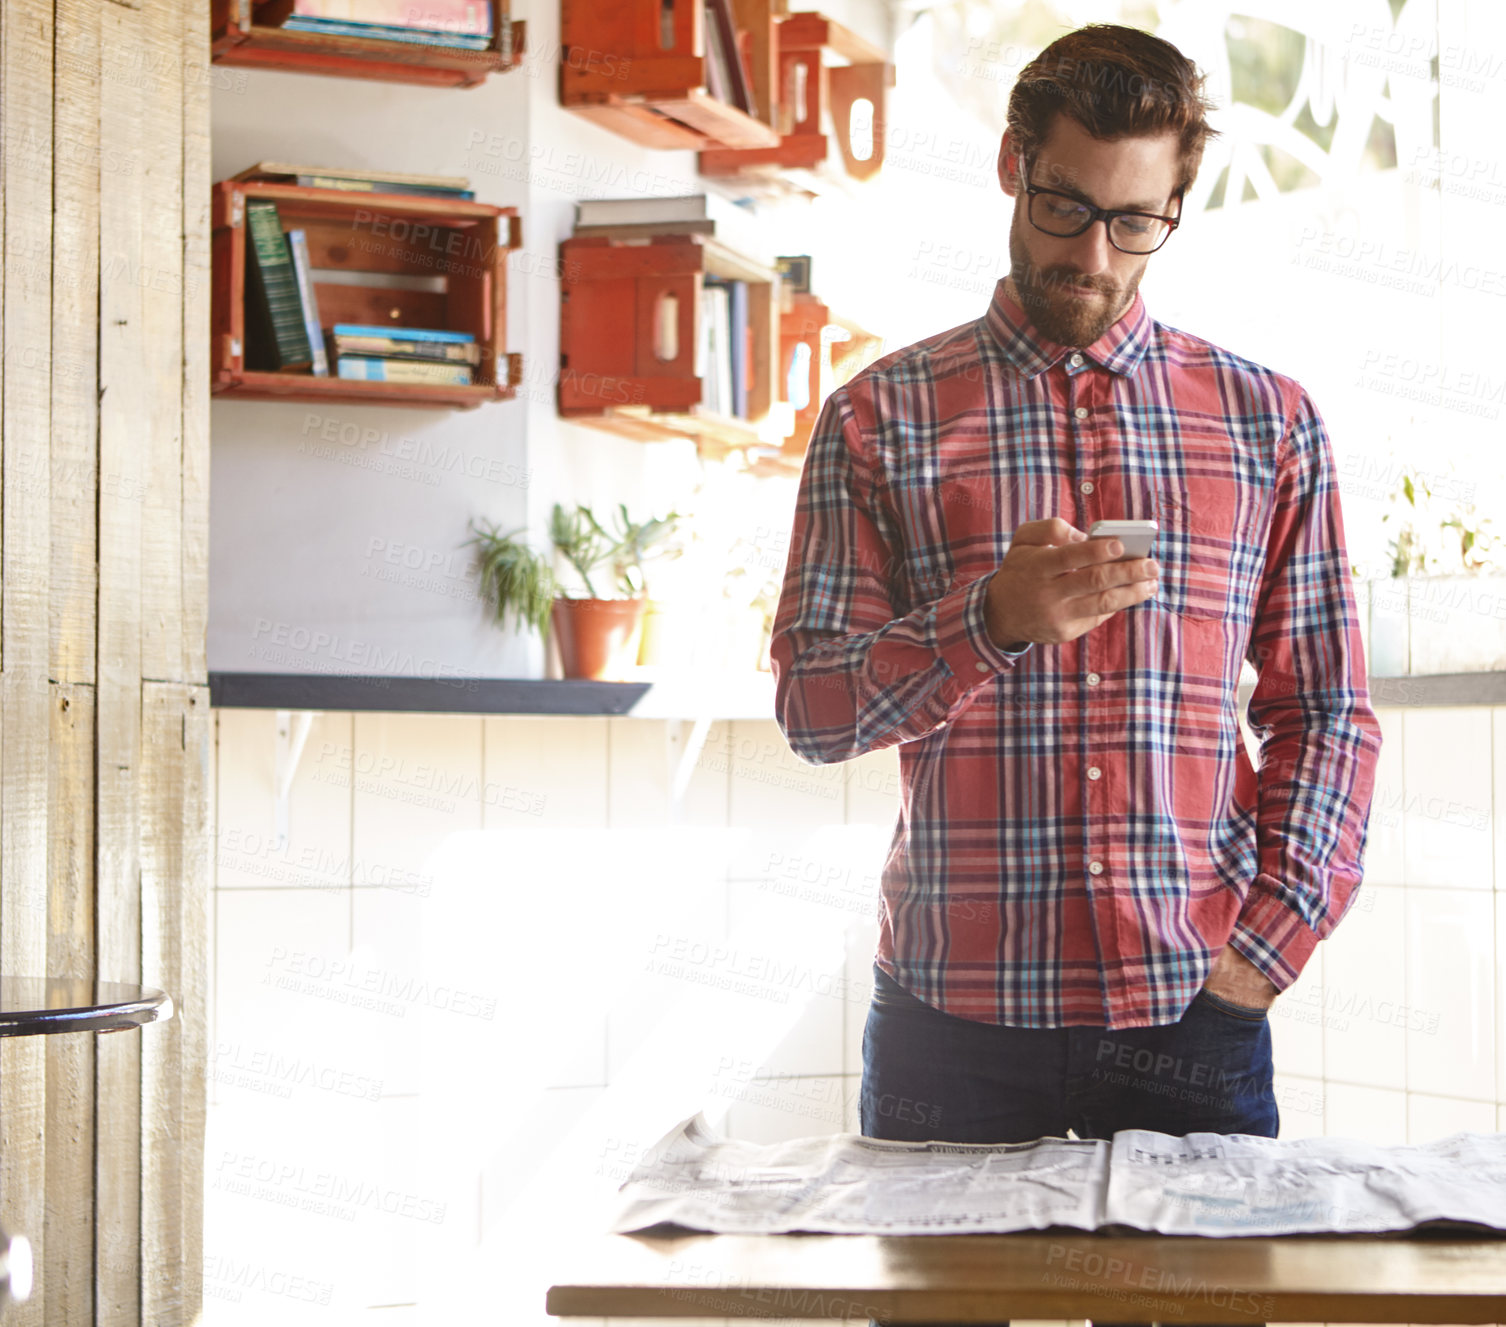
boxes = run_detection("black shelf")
[208,673,650,716]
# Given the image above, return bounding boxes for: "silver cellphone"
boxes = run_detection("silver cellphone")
[1088,519,1158,560]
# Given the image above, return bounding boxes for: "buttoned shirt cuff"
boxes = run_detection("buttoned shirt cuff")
[1228,872,1322,992]
[933,575,1032,682]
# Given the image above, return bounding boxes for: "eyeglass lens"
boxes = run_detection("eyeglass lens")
[1029,192,1170,253]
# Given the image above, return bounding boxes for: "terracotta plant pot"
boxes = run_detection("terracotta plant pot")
[551,597,646,680]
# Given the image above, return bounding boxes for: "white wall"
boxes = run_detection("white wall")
[204,700,1505,1324]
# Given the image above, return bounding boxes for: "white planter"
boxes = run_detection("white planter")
[1362,576,1506,676]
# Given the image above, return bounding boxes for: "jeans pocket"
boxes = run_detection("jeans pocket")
[1195,987,1270,1022]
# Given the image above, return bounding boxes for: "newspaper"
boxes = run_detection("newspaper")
[1107,1129,1506,1235]
[611,1114,1506,1237]
[610,1113,1108,1235]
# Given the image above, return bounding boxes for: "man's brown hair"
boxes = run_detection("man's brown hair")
[1005,24,1218,199]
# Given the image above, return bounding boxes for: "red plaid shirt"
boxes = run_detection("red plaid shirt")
[771,282,1382,1029]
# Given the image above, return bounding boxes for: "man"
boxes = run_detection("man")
[771,24,1381,1152]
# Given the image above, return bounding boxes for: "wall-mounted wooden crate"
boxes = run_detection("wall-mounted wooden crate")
[699,11,894,192]
[211,179,522,409]
[211,0,524,88]
[559,231,787,453]
[560,0,781,151]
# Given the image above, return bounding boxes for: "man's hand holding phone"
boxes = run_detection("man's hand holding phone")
[983,517,1159,649]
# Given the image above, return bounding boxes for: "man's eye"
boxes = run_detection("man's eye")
[1118,215,1155,234]
[1044,197,1087,220]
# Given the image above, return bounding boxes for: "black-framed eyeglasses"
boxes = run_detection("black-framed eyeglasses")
[1021,160,1181,255]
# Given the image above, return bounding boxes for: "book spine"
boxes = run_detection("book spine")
[296,176,476,200]
[280,16,492,47]
[331,322,475,344]
[244,201,313,372]
[290,0,492,36]
[330,336,481,365]
[285,229,329,377]
[336,356,473,385]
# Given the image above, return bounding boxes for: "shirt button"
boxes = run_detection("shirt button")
[1070,353,1084,367]
[1088,861,1105,876]
[1087,766,1102,781]
[1086,672,1101,686]
[975,661,989,673]
[1080,480,1094,495]
[1074,406,1089,420]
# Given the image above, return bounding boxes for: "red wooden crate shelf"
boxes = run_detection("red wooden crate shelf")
[699,11,893,193]
[560,0,780,151]
[211,179,522,410]
[211,0,524,88]
[559,231,787,451]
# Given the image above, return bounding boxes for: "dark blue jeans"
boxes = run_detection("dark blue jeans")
[861,963,1277,1326]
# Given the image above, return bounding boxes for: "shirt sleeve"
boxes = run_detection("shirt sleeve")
[771,382,1028,766]
[1232,388,1383,990]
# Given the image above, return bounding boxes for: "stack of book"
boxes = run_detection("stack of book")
[329,325,478,385]
[241,197,476,384]
[574,195,770,421]
[267,0,494,50]
[233,161,475,200]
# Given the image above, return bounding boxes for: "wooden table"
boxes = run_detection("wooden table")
[546,1229,1506,1322]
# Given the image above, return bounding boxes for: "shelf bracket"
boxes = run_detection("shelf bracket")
[273,710,316,851]
[668,715,714,812]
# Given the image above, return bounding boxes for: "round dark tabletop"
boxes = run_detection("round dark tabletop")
[0,979,172,1037]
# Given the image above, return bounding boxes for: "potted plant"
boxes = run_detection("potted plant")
[467,519,557,639]
[1364,468,1506,677]
[549,503,682,680]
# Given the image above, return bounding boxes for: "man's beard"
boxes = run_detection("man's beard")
[1008,210,1145,348]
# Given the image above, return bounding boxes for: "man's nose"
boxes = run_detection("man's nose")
[1065,218,1114,273]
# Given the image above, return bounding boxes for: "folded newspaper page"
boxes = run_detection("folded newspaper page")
[611,1115,1506,1237]
[610,1113,1109,1235]
[1105,1129,1506,1235]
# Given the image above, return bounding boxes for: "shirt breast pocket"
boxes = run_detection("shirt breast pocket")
[1152,488,1261,628]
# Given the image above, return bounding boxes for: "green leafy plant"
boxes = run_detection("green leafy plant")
[549,502,683,599]
[466,519,557,636]
[1382,469,1500,577]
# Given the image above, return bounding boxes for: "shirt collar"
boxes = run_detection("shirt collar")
[983,279,1153,379]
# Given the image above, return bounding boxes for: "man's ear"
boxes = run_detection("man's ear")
[997,131,1021,197]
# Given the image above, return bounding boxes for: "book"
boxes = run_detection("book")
[243,201,313,372]
[336,356,473,385]
[279,15,493,48]
[328,332,481,365]
[575,195,712,227]
[285,0,491,36]
[573,194,773,267]
[698,283,732,416]
[234,162,472,191]
[284,229,329,377]
[296,175,475,199]
[331,322,475,344]
[570,220,716,242]
[726,278,748,418]
[703,0,752,114]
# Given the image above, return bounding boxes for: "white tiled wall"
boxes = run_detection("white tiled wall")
[206,701,1505,1322]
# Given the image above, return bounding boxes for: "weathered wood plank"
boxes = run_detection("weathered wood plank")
[139,0,187,688]
[178,686,210,1322]
[1,0,56,1319]
[141,683,187,1326]
[45,683,96,1327]
[50,0,101,688]
[95,1,148,1319]
[182,0,212,686]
